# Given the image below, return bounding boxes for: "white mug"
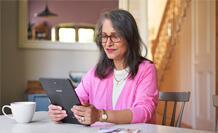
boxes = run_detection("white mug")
[2,101,36,123]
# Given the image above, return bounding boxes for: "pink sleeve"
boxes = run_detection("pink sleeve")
[130,64,159,123]
[75,68,95,103]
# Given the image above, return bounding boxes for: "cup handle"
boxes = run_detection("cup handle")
[2,105,14,119]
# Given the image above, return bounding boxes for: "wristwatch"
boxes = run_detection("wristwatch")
[101,109,108,121]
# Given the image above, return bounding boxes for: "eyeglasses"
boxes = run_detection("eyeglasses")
[101,35,121,43]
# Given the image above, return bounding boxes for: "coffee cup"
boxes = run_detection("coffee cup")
[2,101,36,123]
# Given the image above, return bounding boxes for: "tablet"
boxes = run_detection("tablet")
[39,78,82,124]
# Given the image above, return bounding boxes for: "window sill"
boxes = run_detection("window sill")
[18,40,98,51]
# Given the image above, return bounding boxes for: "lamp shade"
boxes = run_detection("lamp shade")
[35,5,58,17]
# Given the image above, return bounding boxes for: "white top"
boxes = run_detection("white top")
[112,68,129,109]
[0,111,213,133]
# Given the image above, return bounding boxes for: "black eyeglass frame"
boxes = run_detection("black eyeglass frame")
[100,34,121,43]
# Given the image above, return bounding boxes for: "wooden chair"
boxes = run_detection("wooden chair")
[213,95,218,132]
[213,95,218,107]
[158,91,190,127]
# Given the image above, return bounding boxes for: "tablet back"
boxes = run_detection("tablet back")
[39,78,81,124]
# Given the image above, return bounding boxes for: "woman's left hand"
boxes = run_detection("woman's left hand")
[71,102,100,125]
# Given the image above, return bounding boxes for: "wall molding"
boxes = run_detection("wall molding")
[119,0,129,10]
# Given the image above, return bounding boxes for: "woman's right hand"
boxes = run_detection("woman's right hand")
[48,104,68,122]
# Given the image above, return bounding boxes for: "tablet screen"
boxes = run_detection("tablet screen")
[39,78,82,124]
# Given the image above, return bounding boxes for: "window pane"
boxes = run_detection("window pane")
[59,28,75,43]
[51,27,56,42]
[78,28,94,43]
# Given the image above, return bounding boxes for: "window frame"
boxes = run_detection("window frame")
[56,24,95,43]
[18,0,97,51]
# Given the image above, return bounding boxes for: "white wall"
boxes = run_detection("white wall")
[177,5,192,127]
[148,0,167,40]
[119,0,148,57]
[0,0,2,107]
[1,1,98,108]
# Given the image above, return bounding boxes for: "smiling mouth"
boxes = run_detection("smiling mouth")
[106,48,115,53]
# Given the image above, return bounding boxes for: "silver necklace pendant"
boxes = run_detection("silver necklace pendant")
[116,80,120,86]
[113,68,129,86]
[114,74,128,86]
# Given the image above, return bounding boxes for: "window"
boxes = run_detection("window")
[51,23,95,43]
[78,28,95,43]
[59,28,76,43]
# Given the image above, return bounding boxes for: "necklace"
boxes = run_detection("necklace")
[113,68,129,86]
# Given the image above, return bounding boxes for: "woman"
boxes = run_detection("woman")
[48,9,158,125]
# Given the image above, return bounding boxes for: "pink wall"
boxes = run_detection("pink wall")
[28,0,118,27]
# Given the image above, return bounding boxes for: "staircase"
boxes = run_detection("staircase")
[151,0,191,88]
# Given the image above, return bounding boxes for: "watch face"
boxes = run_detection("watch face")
[102,114,107,120]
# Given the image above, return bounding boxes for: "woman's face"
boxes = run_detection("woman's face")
[101,19,127,62]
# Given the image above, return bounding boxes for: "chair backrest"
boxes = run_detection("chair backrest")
[213,95,218,107]
[158,91,190,127]
[213,95,218,132]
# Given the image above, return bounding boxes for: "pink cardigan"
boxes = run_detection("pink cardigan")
[75,60,158,124]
